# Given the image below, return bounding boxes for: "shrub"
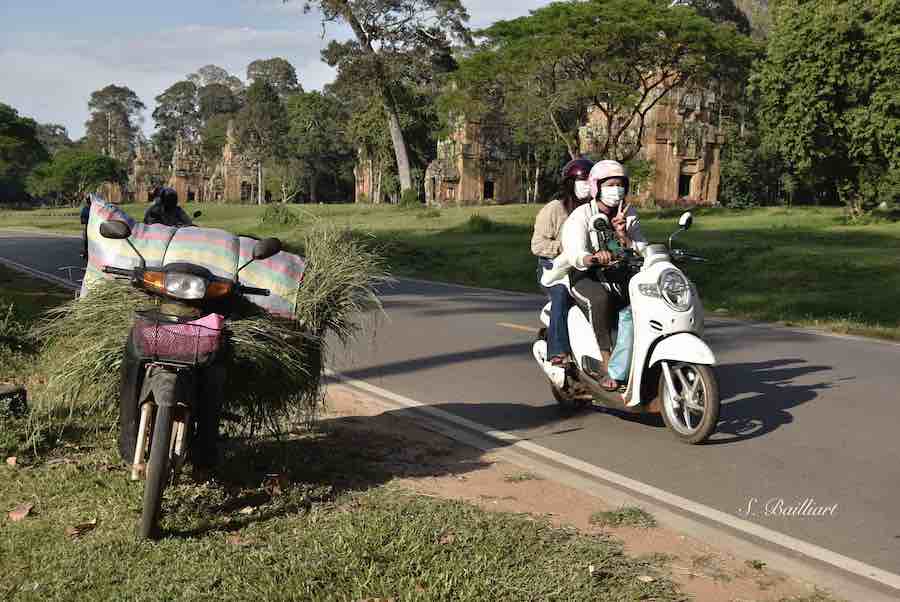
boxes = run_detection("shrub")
[258,204,300,227]
[464,213,499,233]
[399,189,421,208]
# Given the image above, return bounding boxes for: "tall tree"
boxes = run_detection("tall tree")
[187,64,245,95]
[84,85,145,161]
[754,0,900,214]
[0,103,49,201]
[234,80,289,205]
[198,83,240,123]
[35,124,73,156]
[152,80,200,161]
[285,91,353,203]
[286,0,471,194]
[675,0,752,34]
[246,58,302,97]
[447,0,756,163]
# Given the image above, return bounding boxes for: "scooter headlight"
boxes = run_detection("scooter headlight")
[164,273,208,300]
[658,269,692,312]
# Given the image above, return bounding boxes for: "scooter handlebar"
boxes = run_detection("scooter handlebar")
[238,285,271,297]
[102,266,134,277]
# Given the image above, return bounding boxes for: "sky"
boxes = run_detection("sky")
[0,0,548,140]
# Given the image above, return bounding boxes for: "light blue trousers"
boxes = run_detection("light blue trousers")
[607,307,633,382]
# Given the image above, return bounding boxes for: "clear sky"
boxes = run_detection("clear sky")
[0,0,547,140]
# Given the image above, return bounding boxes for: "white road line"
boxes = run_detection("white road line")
[0,256,79,291]
[325,367,900,593]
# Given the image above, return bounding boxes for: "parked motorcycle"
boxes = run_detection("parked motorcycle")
[532,212,720,444]
[98,218,282,538]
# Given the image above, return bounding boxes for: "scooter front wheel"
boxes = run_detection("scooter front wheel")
[659,362,720,444]
[139,403,174,539]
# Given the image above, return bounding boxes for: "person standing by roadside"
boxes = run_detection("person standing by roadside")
[531,158,595,366]
[79,195,91,260]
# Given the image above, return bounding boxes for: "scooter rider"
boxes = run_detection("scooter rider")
[558,160,647,387]
[144,186,193,227]
[531,158,594,366]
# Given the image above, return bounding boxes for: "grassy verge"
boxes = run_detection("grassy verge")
[0,264,682,601]
[3,203,899,339]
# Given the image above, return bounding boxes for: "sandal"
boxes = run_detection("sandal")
[549,354,571,367]
[599,376,625,392]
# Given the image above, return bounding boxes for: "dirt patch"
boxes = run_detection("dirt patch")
[324,384,824,602]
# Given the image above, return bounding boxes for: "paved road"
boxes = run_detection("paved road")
[2,232,899,580]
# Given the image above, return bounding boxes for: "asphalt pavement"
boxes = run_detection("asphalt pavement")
[2,231,899,585]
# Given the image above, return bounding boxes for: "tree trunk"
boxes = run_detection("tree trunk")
[310,173,319,204]
[257,162,263,205]
[533,165,541,203]
[338,3,413,193]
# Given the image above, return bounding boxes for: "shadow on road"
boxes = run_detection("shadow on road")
[709,357,838,444]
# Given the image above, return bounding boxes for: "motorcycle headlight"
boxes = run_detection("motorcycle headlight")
[658,269,692,311]
[164,273,208,300]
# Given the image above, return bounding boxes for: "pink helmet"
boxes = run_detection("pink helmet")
[588,160,630,201]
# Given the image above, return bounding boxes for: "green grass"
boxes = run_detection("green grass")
[589,507,658,529]
[1,418,683,601]
[3,203,899,338]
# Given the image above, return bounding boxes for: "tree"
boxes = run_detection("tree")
[27,147,125,205]
[198,83,240,123]
[246,58,302,97]
[234,80,288,205]
[447,0,756,163]
[35,123,73,156]
[753,0,900,215]
[675,0,751,34]
[152,80,200,161]
[187,64,244,95]
[285,91,353,203]
[84,85,145,161]
[286,0,471,194]
[0,104,49,202]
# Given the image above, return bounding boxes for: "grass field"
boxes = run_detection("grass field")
[0,273,685,601]
[2,202,899,339]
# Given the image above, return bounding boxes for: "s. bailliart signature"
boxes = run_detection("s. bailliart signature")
[739,497,839,518]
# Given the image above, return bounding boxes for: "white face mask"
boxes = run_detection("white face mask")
[600,186,626,207]
[574,180,592,200]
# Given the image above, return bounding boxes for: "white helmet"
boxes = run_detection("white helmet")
[588,160,630,202]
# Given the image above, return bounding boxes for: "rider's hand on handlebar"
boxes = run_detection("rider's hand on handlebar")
[587,250,614,266]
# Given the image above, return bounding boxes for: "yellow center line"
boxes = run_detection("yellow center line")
[497,322,540,334]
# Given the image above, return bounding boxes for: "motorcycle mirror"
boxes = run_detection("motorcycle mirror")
[99,220,132,240]
[678,211,693,230]
[253,237,282,261]
[193,211,202,219]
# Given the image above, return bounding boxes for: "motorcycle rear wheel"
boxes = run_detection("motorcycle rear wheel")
[659,362,720,444]
[139,404,174,539]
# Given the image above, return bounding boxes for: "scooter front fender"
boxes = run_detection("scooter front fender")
[648,333,716,367]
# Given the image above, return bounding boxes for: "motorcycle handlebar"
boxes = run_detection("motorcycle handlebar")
[239,285,271,297]
[102,266,134,277]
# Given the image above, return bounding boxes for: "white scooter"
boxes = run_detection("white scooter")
[532,212,720,444]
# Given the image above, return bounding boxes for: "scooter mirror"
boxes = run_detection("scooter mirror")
[193,211,203,219]
[678,211,693,230]
[99,220,132,240]
[252,237,282,261]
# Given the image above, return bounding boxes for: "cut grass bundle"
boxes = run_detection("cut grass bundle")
[26,223,387,451]
[258,204,300,227]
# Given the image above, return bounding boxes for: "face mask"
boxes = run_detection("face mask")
[600,186,626,207]
[574,180,592,200]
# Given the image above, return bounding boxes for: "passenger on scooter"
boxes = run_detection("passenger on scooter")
[531,158,594,366]
[144,186,193,227]
[558,160,647,390]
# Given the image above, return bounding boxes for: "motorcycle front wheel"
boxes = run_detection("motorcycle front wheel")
[659,362,720,444]
[139,403,174,539]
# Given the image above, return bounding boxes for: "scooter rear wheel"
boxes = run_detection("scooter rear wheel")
[659,362,719,444]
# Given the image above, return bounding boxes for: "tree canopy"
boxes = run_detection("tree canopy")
[0,104,50,201]
[753,0,900,213]
[247,58,302,97]
[27,147,125,205]
[84,85,145,160]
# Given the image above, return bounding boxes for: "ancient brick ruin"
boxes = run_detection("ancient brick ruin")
[105,120,258,204]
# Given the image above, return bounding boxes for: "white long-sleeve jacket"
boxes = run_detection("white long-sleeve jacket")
[541,200,647,287]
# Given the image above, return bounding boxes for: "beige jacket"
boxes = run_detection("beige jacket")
[531,199,568,258]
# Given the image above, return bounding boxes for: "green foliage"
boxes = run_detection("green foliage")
[26,147,125,205]
[246,57,301,97]
[463,213,501,234]
[152,80,200,161]
[753,0,900,216]
[258,204,300,227]
[590,507,658,529]
[398,189,420,208]
[0,103,49,201]
[198,83,240,122]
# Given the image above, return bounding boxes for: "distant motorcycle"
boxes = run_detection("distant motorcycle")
[532,212,720,444]
[98,217,281,538]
